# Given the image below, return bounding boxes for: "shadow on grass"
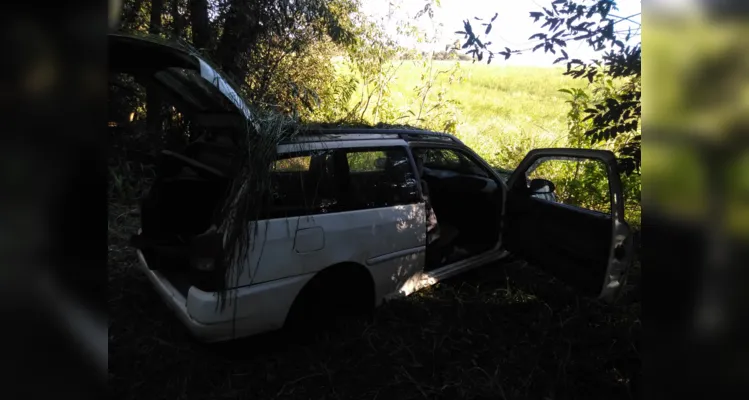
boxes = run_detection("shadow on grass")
[110,237,641,400]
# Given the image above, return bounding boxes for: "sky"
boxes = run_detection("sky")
[359,0,642,66]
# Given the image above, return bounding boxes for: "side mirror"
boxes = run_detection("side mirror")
[529,178,555,194]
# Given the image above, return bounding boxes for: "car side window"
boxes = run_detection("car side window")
[269,149,339,217]
[268,146,419,218]
[344,147,420,210]
[420,148,489,178]
[423,148,461,170]
[272,155,311,172]
[347,150,387,172]
[525,157,612,214]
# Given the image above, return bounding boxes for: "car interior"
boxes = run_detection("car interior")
[112,101,240,279]
[413,148,504,271]
[140,135,235,242]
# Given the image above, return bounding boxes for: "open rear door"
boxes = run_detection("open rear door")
[503,149,633,302]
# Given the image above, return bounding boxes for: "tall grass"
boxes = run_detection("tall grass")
[342,61,587,169]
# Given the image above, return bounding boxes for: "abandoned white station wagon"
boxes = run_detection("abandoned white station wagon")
[112,33,634,343]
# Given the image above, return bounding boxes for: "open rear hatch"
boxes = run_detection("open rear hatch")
[109,33,251,292]
[133,147,229,292]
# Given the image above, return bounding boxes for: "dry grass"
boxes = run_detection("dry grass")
[109,200,641,400]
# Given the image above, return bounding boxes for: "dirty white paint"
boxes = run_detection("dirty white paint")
[198,59,253,123]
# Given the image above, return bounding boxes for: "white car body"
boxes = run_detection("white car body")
[135,135,509,342]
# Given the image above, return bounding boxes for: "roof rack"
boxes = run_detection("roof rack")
[397,131,464,145]
[293,127,464,145]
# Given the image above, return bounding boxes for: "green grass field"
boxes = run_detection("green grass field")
[348,61,587,170]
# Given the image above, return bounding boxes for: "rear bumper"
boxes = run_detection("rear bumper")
[135,250,312,342]
[135,250,219,341]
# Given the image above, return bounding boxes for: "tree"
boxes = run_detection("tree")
[189,0,210,49]
[146,0,164,145]
[212,0,356,85]
[458,0,641,174]
[116,0,360,117]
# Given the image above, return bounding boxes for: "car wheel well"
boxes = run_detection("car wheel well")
[284,262,375,329]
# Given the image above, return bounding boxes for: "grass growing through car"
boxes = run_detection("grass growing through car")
[109,204,641,399]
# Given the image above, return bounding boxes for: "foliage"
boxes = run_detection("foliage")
[319,5,465,134]
[117,0,360,118]
[362,62,640,227]
[333,10,405,123]
[558,74,641,227]
[113,0,468,144]
[457,0,641,174]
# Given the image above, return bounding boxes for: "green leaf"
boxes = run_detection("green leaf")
[528,33,546,40]
[529,11,544,22]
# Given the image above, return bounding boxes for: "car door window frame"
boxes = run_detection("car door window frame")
[408,141,509,225]
[522,156,614,217]
[409,142,506,184]
[340,146,422,210]
[508,150,625,223]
